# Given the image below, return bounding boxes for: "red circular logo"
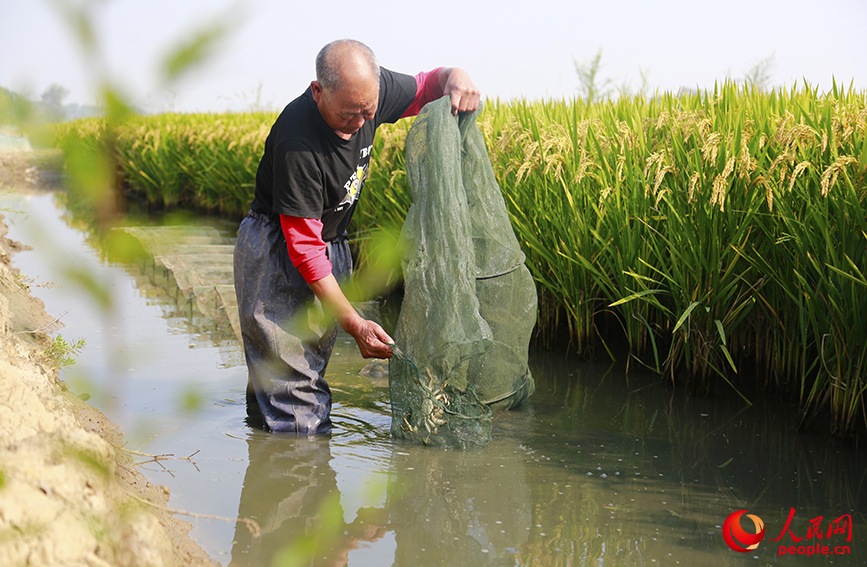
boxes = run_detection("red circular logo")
[723,510,765,552]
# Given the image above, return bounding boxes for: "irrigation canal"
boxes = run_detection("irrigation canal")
[3,189,866,566]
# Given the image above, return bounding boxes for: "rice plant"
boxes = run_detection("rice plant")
[52,81,867,437]
[54,111,274,217]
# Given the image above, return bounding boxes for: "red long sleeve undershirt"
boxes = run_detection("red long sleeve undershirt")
[401,67,444,118]
[281,68,445,284]
[280,215,331,283]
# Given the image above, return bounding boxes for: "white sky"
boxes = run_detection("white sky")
[1,0,865,114]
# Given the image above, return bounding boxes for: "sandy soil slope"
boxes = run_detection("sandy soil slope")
[0,150,219,567]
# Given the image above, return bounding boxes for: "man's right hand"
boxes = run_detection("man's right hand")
[309,273,393,359]
[344,317,394,359]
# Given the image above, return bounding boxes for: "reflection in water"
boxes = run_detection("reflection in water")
[229,432,388,567]
[387,438,531,566]
[228,424,533,567]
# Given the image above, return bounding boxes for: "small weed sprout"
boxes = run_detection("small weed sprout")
[41,334,86,370]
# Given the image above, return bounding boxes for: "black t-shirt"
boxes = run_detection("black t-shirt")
[250,67,417,242]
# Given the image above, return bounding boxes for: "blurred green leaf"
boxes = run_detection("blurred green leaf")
[271,491,344,567]
[64,445,111,480]
[164,210,197,226]
[161,16,234,83]
[100,83,134,124]
[64,141,114,210]
[63,264,112,311]
[179,386,204,413]
[346,225,404,301]
[0,87,34,125]
[104,228,149,264]
[46,0,98,56]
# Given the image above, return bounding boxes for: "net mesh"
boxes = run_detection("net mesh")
[389,97,538,448]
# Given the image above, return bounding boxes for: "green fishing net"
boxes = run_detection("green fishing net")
[389,97,538,448]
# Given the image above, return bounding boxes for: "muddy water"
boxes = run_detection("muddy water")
[3,191,866,566]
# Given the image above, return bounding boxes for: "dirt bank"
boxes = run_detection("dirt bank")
[0,151,219,567]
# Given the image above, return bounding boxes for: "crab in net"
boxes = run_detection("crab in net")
[400,367,450,443]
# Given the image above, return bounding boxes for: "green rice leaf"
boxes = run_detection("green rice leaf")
[672,301,700,334]
[609,289,662,307]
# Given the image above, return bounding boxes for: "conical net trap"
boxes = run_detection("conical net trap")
[389,97,537,448]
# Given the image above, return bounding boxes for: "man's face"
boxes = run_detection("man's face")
[311,77,378,140]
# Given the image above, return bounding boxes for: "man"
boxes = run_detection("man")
[234,39,480,434]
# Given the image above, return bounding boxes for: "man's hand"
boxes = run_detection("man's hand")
[344,317,394,359]
[439,67,480,115]
[309,273,394,359]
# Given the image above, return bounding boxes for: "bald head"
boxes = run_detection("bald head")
[311,40,381,139]
[315,39,380,94]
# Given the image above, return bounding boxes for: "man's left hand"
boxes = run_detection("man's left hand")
[441,68,480,115]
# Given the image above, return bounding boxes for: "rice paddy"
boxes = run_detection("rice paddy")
[52,81,867,438]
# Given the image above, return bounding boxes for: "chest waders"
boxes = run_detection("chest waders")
[234,210,352,434]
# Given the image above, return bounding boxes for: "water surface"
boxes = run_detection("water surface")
[2,190,864,566]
